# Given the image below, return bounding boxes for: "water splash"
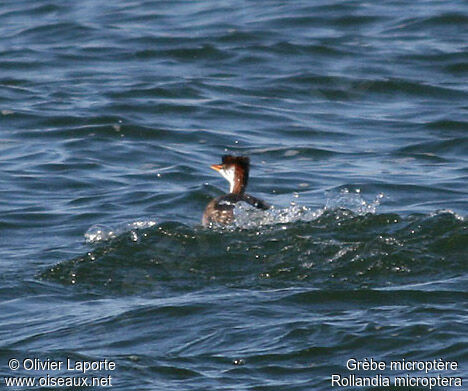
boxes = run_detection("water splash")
[325,188,384,215]
[430,209,464,221]
[84,190,384,239]
[232,203,324,229]
[229,189,384,230]
[85,219,157,244]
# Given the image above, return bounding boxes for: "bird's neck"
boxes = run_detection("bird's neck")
[231,179,245,194]
[230,168,247,194]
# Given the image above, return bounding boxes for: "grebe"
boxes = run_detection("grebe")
[202,155,270,226]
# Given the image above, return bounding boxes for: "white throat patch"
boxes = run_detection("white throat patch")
[220,166,236,193]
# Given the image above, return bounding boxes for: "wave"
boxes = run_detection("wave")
[39,190,466,294]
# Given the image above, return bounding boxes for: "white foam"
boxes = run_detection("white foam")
[85,219,157,244]
[325,188,384,215]
[230,189,384,230]
[233,202,325,229]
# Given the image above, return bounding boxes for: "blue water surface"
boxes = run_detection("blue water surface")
[1,1,467,390]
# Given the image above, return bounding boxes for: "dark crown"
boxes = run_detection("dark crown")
[222,155,250,171]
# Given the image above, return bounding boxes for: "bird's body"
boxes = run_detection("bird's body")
[202,155,269,227]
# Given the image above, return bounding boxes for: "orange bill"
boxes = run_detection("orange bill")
[210,164,223,172]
